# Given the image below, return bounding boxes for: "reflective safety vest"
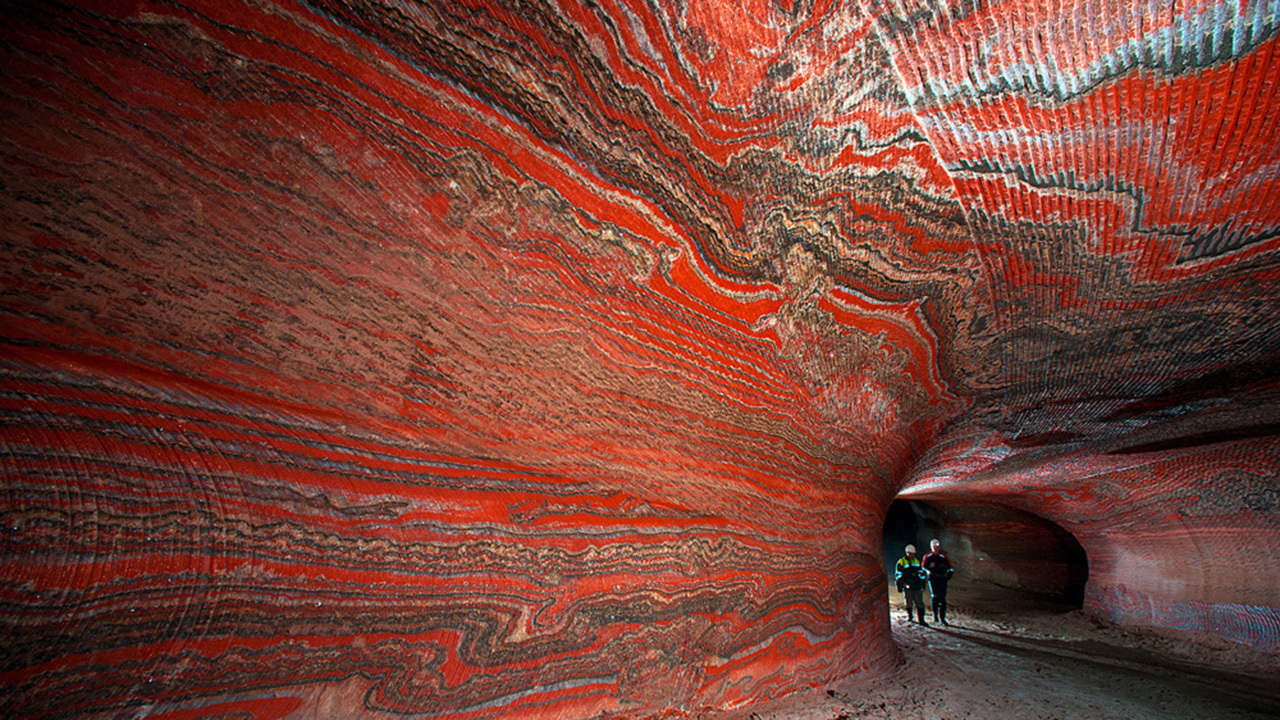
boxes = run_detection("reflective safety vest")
[895,556,927,591]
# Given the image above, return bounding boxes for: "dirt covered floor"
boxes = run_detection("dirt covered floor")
[715,594,1280,720]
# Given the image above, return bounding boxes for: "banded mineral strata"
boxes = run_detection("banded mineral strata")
[1,0,1277,717]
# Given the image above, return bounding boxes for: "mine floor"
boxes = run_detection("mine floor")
[715,596,1280,720]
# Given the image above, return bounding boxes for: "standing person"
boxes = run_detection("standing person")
[922,538,954,626]
[894,544,928,625]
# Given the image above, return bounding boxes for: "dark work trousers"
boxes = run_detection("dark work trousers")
[929,579,949,623]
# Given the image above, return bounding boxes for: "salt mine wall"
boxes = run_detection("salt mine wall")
[902,410,1280,648]
[0,0,976,717]
[2,0,1280,718]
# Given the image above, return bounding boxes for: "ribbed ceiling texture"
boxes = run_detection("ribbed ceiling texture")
[1,0,1278,717]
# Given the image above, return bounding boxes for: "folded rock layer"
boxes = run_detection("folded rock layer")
[0,0,1276,717]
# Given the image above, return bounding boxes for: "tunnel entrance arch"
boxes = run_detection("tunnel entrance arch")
[882,498,1089,611]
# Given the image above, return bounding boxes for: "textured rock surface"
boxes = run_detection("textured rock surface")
[0,0,1277,717]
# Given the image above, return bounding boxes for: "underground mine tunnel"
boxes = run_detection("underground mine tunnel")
[882,498,1089,609]
[1,0,1279,718]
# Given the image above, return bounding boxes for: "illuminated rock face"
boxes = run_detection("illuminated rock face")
[0,0,1276,717]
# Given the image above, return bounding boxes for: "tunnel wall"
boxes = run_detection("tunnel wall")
[877,0,1280,649]
[903,418,1280,649]
[1081,440,1280,648]
[3,0,1280,716]
[0,0,983,717]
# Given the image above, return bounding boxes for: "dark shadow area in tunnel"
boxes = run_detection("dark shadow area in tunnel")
[881,498,924,570]
[882,498,1089,610]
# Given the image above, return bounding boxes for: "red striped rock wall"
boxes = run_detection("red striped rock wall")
[902,396,1280,647]
[1,0,1278,718]
[0,0,975,716]
[883,0,1280,649]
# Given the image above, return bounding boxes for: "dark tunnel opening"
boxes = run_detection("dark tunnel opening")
[882,498,1090,611]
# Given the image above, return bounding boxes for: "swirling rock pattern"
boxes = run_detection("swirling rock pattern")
[0,0,1277,717]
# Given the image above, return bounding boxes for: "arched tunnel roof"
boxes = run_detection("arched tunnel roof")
[0,0,1277,717]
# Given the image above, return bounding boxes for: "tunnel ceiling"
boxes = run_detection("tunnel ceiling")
[300,0,1280,450]
[1,0,1279,717]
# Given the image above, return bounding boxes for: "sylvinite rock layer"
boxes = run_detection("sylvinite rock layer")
[0,0,1277,717]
